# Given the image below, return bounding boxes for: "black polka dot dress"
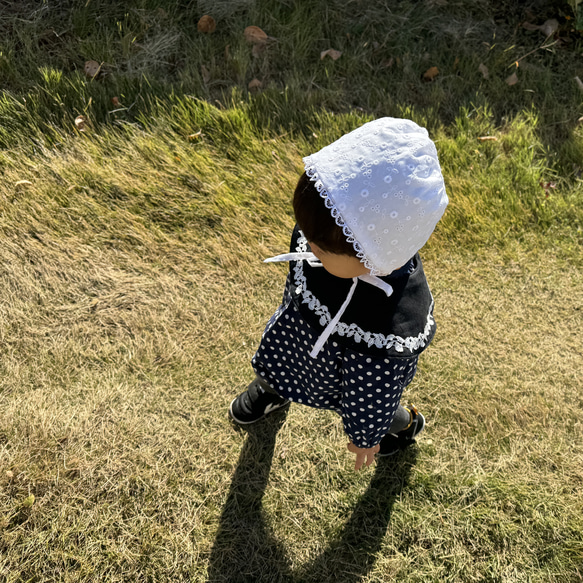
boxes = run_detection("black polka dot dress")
[252,298,418,449]
[252,225,437,449]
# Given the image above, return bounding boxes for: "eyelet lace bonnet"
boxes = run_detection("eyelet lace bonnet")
[303,117,448,276]
[265,117,448,357]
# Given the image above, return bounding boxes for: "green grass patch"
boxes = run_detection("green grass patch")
[0,1,582,581]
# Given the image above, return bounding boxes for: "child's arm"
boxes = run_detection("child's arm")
[340,350,418,470]
[347,442,380,471]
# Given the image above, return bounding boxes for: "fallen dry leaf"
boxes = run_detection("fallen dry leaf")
[244,25,268,45]
[111,96,120,107]
[201,65,211,84]
[197,15,216,33]
[423,66,439,81]
[320,48,342,61]
[381,57,394,69]
[252,42,267,58]
[479,63,489,79]
[575,76,583,92]
[477,136,498,142]
[5,471,14,479]
[84,60,101,78]
[540,19,559,37]
[74,115,87,131]
[506,72,518,86]
[453,57,460,71]
[248,78,262,91]
[522,19,559,36]
[540,181,557,196]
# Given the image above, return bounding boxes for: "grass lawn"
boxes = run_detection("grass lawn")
[0,1,582,581]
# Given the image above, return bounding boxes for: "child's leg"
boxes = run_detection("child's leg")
[387,356,423,432]
[378,404,425,456]
[229,277,295,425]
[378,357,425,455]
[388,405,413,433]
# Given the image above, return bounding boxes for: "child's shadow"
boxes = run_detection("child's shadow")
[206,411,416,583]
[206,411,292,583]
[294,450,416,583]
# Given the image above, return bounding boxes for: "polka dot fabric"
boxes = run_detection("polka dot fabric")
[252,298,418,448]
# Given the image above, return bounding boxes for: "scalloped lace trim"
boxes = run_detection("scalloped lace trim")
[304,160,380,276]
[293,233,434,353]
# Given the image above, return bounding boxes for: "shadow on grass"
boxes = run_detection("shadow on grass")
[206,409,293,583]
[293,451,417,583]
[206,409,417,583]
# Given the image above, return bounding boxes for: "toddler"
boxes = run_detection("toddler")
[229,117,448,470]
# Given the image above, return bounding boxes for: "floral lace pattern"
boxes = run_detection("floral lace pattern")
[304,163,377,275]
[302,117,448,277]
[292,233,435,353]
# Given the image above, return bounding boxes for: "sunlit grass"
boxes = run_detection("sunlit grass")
[0,1,582,581]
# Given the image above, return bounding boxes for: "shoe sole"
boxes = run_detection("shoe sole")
[377,412,426,457]
[228,398,290,425]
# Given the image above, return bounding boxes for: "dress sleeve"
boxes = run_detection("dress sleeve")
[340,350,419,448]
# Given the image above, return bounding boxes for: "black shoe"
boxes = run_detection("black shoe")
[229,377,289,424]
[377,404,425,456]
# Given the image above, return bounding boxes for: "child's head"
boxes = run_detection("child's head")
[293,172,355,256]
[295,117,448,276]
[293,172,371,278]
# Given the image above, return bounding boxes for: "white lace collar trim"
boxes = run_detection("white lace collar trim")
[275,232,435,355]
[265,249,394,357]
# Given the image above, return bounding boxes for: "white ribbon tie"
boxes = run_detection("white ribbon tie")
[264,252,393,357]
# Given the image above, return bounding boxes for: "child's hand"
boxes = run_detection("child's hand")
[347,442,380,471]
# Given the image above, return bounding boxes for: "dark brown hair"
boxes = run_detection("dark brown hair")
[292,172,356,256]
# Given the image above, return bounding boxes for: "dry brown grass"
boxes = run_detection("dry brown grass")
[1,0,582,578]
[0,111,582,581]
[1,237,581,581]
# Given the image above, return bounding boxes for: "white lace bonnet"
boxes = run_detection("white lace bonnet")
[303,117,448,276]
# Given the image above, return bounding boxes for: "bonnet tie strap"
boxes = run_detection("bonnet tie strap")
[264,252,322,267]
[264,253,394,357]
[357,273,393,296]
[308,277,358,358]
